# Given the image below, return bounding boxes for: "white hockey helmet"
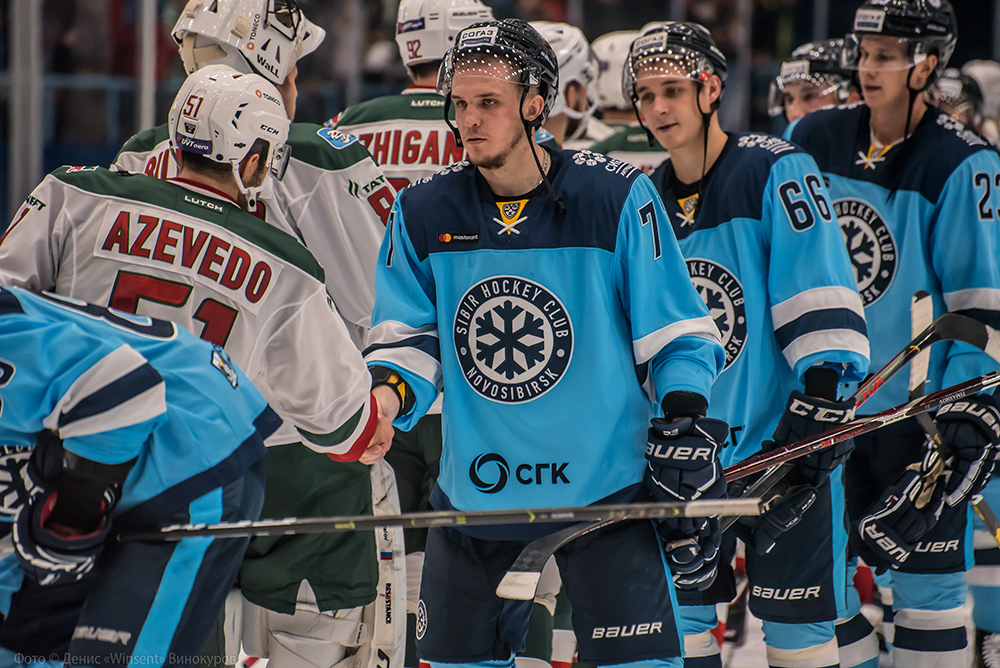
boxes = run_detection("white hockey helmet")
[172,0,325,85]
[395,0,494,68]
[530,21,597,122]
[591,30,639,111]
[168,64,291,206]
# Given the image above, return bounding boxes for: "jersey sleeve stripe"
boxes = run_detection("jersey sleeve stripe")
[296,393,374,460]
[781,329,870,371]
[944,288,1000,316]
[364,347,443,391]
[366,320,439,347]
[364,335,441,362]
[773,307,868,353]
[633,316,721,366]
[57,363,162,428]
[42,345,167,438]
[771,285,865,329]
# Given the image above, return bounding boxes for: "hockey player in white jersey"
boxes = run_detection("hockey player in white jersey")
[588,30,668,175]
[0,287,279,665]
[529,21,600,149]
[112,3,407,665]
[366,17,727,668]
[0,65,395,665]
[767,38,860,124]
[788,2,1000,666]
[625,21,870,668]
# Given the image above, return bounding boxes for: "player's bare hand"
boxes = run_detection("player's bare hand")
[359,413,394,465]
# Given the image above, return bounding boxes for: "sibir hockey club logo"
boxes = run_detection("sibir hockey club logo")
[454,276,573,403]
[686,259,747,369]
[834,198,897,305]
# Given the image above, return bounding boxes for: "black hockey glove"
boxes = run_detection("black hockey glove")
[933,393,1000,507]
[728,477,819,556]
[767,390,855,486]
[663,517,722,591]
[0,445,34,518]
[852,463,944,573]
[645,416,729,507]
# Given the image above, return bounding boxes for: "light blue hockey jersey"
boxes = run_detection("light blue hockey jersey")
[789,105,1000,413]
[364,149,725,515]
[0,287,278,523]
[651,133,870,464]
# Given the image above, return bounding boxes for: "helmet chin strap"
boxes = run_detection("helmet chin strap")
[519,86,565,216]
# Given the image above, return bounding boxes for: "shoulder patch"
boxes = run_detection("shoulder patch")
[412,160,472,187]
[935,113,989,149]
[736,134,798,156]
[566,150,639,180]
[535,128,555,144]
[317,127,359,149]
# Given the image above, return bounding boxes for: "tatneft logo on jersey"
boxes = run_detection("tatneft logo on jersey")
[454,276,573,403]
[687,259,746,369]
[469,452,569,493]
[95,209,280,311]
[356,128,463,168]
[834,198,896,305]
[397,17,425,34]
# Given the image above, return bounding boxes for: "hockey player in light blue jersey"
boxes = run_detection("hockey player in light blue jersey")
[0,286,278,665]
[364,17,726,668]
[788,1,1000,666]
[624,22,870,668]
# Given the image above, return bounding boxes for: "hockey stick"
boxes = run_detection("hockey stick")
[719,311,1000,532]
[497,313,1000,599]
[910,295,1000,542]
[121,498,762,542]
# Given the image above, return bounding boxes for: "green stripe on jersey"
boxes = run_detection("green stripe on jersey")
[334,93,449,127]
[51,166,325,283]
[117,125,170,161]
[296,402,366,448]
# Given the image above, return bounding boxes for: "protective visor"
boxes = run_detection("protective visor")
[767,64,845,118]
[841,33,929,73]
[623,39,717,105]
[437,29,535,97]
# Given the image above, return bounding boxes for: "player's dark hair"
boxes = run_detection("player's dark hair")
[180,138,270,182]
[409,60,443,82]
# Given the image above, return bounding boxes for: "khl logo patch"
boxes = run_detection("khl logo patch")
[834,198,897,305]
[454,276,572,403]
[686,258,747,370]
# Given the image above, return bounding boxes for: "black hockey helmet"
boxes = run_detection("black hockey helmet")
[437,18,560,128]
[768,39,853,118]
[843,0,957,85]
[622,21,727,107]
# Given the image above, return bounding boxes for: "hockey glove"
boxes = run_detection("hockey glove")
[645,416,729,531]
[767,390,855,486]
[0,445,34,518]
[663,517,722,591]
[853,466,944,573]
[933,393,1000,507]
[14,487,112,586]
[728,477,819,555]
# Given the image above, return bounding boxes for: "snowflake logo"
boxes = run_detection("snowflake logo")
[833,198,896,305]
[686,259,746,370]
[572,150,607,167]
[454,276,573,403]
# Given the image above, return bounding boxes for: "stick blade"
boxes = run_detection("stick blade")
[496,571,542,600]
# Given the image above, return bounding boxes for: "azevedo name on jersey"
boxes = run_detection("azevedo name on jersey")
[96,207,277,305]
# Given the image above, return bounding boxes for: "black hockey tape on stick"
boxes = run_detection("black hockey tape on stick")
[120,498,761,542]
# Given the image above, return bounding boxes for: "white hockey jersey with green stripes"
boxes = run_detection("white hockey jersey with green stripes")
[114,122,391,337]
[0,166,375,461]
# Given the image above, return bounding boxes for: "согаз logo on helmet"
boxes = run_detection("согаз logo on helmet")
[454,276,572,404]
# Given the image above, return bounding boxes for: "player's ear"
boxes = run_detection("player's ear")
[523,92,545,124]
[915,54,938,89]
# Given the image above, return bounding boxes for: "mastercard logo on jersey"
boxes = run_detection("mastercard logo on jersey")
[438,232,479,244]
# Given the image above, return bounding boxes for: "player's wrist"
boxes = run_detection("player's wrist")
[371,385,401,421]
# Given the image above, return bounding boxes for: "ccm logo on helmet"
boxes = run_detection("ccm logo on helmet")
[255,89,282,106]
[260,124,281,136]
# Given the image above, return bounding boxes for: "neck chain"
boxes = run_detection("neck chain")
[532,151,550,191]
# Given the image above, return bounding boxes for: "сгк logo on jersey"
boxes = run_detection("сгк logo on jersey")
[454,276,572,403]
[686,258,747,370]
[834,198,896,305]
